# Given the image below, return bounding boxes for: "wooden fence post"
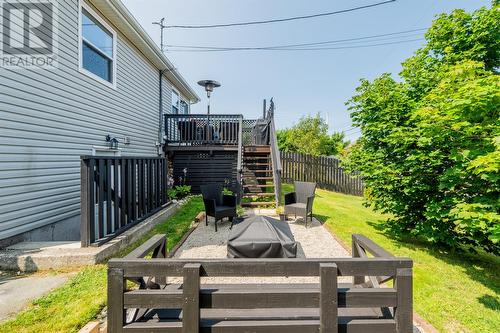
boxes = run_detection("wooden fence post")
[320,263,338,333]
[395,267,413,333]
[108,268,124,333]
[183,263,200,333]
[352,235,365,285]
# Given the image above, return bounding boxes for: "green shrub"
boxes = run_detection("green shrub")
[222,188,233,196]
[345,3,500,254]
[167,188,178,200]
[176,185,191,199]
[167,185,192,200]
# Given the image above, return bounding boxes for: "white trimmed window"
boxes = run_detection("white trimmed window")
[79,2,117,87]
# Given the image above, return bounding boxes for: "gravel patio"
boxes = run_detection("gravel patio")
[170,209,351,284]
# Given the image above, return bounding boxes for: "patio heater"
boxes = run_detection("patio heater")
[198,80,221,141]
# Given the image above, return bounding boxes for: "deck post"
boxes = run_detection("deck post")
[80,158,94,247]
[320,263,338,333]
[395,267,413,333]
[108,268,124,333]
[183,263,201,333]
[352,235,365,285]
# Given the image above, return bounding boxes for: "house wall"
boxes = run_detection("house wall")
[0,0,183,244]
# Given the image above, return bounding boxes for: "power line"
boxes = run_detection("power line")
[165,0,396,29]
[166,38,424,52]
[165,28,426,51]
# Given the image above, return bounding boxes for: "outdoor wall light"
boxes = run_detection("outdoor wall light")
[105,135,119,149]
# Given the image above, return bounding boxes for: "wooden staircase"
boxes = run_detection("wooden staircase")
[241,145,276,207]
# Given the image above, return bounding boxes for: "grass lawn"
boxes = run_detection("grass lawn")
[0,196,204,333]
[282,184,499,333]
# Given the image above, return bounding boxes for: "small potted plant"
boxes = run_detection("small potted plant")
[276,206,286,221]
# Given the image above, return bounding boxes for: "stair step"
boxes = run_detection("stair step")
[243,184,275,188]
[241,201,275,207]
[242,179,274,183]
[243,170,273,174]
[244,146,271,153]
[243,193,275,198]
[244,163,271,166]
[244,156,270,160]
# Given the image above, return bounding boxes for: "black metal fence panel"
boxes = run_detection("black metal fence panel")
[80,156,169,247]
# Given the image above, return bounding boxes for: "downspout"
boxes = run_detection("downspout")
[158,69,165,155]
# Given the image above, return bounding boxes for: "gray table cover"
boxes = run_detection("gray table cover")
[227,216,297,258]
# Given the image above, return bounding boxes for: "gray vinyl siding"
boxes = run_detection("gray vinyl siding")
[0,0,176,240]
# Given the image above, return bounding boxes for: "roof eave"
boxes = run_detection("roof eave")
[89,0,200,103]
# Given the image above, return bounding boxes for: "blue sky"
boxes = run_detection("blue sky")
[121,0,490,140]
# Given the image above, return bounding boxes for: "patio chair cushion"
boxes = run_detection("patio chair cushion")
[215,205,237,217]
[284,202,307,216]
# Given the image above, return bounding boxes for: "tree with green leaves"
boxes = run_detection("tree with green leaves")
[277,114,350,157]
[345,2,499,254]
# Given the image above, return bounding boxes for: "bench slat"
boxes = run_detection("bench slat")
[110,258,412,278]
[138,307,388,321]
[123,285,397,309]
[123,319,397,333]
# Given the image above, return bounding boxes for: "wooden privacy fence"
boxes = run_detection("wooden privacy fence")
[80,156,169,247]
[280,151,364,196]
[107,234,413,333]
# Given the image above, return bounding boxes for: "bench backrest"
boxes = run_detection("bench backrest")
[108,234,413,333]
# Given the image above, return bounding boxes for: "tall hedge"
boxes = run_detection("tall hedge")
[345,3,499,254]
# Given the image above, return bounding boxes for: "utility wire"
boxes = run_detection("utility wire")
[166,38,424,52]
[165,0,396,29]
[165,28,426,51]
[343,127,362,134]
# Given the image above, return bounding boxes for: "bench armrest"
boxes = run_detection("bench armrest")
[306,195,315,213]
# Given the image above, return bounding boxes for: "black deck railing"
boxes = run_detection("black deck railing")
[164,114,243,146]
[80,156,169,247]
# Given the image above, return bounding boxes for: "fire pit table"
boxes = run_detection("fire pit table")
[227,215,297,258]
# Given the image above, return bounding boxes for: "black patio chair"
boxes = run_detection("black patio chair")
[177,120,197,142]
[284,181,317,227]
[200,184,238,232]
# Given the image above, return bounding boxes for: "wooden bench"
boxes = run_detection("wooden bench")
[108,234,413,333]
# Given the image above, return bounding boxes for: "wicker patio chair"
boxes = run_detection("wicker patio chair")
[200,184,238,232]
[284,181,317,227]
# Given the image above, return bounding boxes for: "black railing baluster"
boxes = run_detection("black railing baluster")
[106,159,112,236]
[98,159,105,240]
[113,159,119,232]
